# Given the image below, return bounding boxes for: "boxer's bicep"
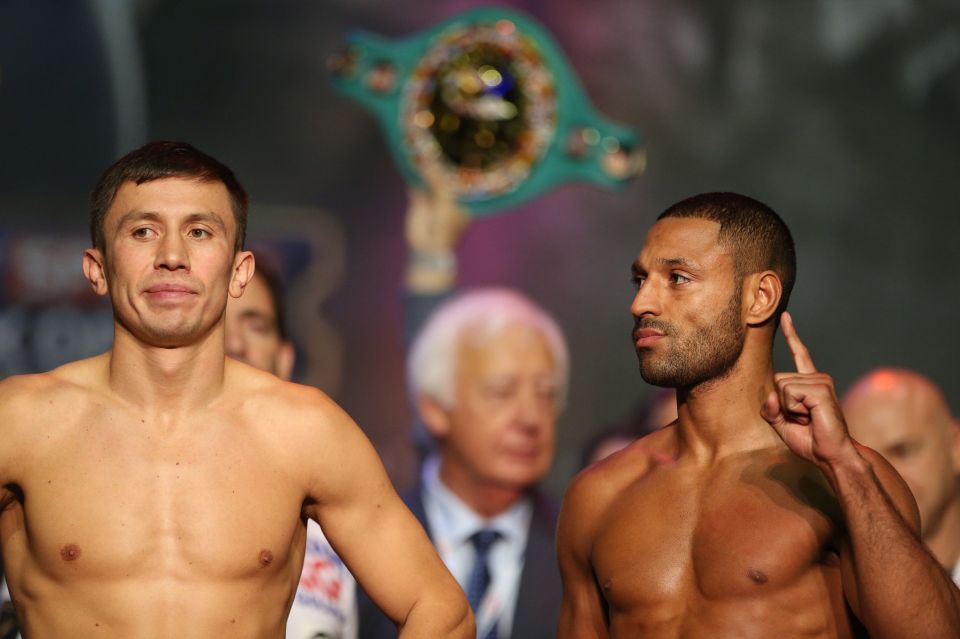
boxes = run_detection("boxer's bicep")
[303,408,465,629]
[557,475,609,639]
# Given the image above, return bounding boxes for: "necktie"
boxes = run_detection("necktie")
[466,529,501,638]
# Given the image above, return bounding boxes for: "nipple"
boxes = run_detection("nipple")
[259,549,274,567]
[748,569,768,585]
[60,544,82,561]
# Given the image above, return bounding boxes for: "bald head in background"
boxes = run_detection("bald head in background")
[843,368,960,580]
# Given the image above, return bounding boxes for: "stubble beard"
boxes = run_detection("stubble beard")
[636,288,746,390]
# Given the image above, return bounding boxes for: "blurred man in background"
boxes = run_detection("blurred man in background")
[224,263,294,382]
[224,261,358,638]
[843,367,960,583]
[359,188,565,639]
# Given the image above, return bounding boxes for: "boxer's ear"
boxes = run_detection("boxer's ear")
[229,250,255,299]
[418,396,452,439]
[83,248,109,296]
[745,270,782,327]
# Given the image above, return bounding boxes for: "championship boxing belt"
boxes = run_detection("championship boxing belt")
[330,7,645,215]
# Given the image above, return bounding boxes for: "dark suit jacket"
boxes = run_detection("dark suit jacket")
[357,485,563,639]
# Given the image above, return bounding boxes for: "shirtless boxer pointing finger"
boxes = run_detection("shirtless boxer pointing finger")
[557,192,960,638]
[0,141,472,638]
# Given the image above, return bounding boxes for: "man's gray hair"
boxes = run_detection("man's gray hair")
[408,287,570,411]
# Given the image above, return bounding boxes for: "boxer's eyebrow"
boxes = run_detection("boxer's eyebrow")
[182,212,226,232]
[115,210,226,231]
[658,256,701,270]
[116,210,161,228]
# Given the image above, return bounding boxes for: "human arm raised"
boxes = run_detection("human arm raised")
[761,312,960,638]
[404,184,470,295]
[300,392,473,638]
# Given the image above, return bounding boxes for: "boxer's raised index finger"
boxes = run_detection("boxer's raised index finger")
[781,312,817,374]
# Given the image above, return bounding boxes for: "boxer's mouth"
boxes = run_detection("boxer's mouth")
[634,328,665,348]
[144,284,198,300]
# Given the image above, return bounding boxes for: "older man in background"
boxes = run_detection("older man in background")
[224,262,358,638]
[359,188,566,639]
[843,368,960,582]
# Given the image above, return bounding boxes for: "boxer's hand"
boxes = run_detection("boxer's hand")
[761,312,858,468]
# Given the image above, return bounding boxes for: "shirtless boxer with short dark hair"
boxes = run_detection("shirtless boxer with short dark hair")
[0,141,472,638]
[557,192,960,638]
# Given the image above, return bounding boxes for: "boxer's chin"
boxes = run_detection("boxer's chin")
[125,314,211,349]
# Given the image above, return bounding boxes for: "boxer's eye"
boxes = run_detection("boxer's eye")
[670,272,691,285]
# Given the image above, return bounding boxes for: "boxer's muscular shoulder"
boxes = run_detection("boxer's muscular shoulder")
[588,425,677,485]
[0,357,103,428]
[228,366,345,429]
[0,358,105,491]
[227,371,379,499]
[565,426,678,531]
[225,364,361,457]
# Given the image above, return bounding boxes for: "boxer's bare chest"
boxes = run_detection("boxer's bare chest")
[7,401,307,583]
[592,449,842,621]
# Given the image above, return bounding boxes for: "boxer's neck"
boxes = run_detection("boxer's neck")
[107,320,227,411]
[674,336,781,462]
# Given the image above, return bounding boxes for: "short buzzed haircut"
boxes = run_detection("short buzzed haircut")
[658,192,796,318]
[89,141,248,254]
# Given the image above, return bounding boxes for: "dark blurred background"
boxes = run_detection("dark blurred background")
[1,0,958,497]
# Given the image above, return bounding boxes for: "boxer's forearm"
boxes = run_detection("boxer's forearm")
[398,591,474,639]
[826,453,960,638]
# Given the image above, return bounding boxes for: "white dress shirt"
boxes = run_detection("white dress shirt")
[287,520,358,639]
[421,454,533,639]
